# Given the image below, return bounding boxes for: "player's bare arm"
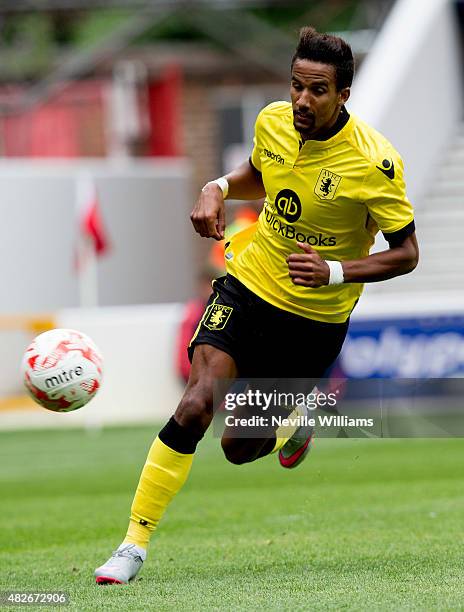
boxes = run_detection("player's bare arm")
[226,159,265,200]
[190,160,265,240]
[287,233,419,288]
[340,233,419,283]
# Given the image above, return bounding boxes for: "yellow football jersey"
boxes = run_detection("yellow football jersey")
[225,101,414,323]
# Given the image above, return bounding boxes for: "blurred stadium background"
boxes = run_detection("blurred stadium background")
[1,2,464,608]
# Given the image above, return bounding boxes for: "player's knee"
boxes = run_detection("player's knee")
[221,438,253,465]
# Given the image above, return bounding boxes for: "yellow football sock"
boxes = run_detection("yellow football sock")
[124,436,194,549]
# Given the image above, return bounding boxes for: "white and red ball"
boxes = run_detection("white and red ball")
[21,328,103,412]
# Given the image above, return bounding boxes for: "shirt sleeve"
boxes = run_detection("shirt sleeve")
[250,109,264,172]
[361,151,414,236]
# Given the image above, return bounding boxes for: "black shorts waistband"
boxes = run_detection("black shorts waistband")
[224,274,349,329]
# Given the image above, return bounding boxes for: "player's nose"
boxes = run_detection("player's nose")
[296,91,312,112]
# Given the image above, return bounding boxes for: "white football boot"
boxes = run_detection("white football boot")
[95,543,145,585]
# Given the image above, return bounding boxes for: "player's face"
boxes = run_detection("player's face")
[290,59,350,140]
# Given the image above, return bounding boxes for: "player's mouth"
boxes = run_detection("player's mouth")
[293,111,315,126]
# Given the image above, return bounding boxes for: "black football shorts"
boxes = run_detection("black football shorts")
[188,274,349,378]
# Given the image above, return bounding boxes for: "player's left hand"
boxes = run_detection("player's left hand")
[287,242,330,288]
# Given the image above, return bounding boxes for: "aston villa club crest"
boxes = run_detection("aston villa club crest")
[204,304,233,331]
[314,169,342,200]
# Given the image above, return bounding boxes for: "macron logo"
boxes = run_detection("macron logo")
[263,148,285,165]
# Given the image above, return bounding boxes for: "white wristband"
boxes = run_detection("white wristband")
[211,176,229,199]
[326,260,344,285]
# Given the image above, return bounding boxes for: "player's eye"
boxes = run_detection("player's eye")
[292,81,302,91]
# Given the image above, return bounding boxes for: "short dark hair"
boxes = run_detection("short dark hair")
[292,26,354,90]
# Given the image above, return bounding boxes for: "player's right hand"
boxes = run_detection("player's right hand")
[190,182,225,241]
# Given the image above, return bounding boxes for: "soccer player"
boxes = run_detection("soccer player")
[95,26,419,584]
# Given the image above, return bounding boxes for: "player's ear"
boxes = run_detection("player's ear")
[339,87,350,105]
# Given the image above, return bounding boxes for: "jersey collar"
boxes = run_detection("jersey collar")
[292,106,354,152]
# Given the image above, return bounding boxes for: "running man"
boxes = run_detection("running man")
[95,26,418,584]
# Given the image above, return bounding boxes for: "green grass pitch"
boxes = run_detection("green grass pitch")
[0,426,463,610]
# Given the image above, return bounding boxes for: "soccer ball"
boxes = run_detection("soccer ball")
[21,328,103,412]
